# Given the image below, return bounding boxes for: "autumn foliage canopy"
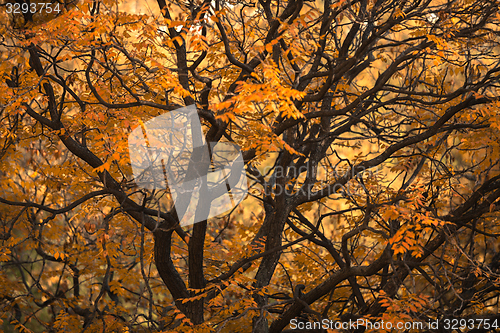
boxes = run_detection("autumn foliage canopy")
[2,0,500,332]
